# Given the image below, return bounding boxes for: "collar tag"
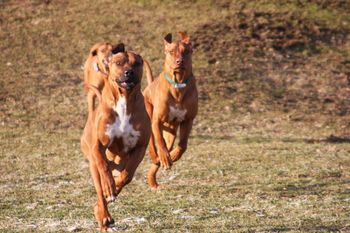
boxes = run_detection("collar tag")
[175,83,187,89]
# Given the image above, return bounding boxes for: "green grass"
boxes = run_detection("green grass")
[1,0,350,232]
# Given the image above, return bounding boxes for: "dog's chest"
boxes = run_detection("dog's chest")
[105,97,140,152]
[168,106,187,122]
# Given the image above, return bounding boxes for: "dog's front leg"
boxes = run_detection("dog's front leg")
[170,119,193,162]
[144,99,158,164]
[152,119,172,169]
[92,144,116,202]
[87,91,96,112]
[89,160,114,231]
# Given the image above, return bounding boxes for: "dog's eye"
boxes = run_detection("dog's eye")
[168,50,174,55]
[115,61,123,65]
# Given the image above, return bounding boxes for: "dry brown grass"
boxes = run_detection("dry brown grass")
[0,0,349,232]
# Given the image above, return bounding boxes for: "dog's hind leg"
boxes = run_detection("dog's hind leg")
[114,146,147,194]
[147,163,160,190]
[147,125,177,190]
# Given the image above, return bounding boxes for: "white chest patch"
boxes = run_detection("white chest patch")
[105,96,140,152]
[169,106,187,122]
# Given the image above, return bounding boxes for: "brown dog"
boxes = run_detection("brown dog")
[80,44,151,231]
[143,32,198,189]
[83,42,113,111]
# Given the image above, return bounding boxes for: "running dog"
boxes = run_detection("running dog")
[83,42,113,111]
[143,32,198,189]
[81,44,151,230]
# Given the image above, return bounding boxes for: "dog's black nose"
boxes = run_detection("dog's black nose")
[124,69,134,77]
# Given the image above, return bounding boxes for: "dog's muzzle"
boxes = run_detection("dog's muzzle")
[116,69,138,90]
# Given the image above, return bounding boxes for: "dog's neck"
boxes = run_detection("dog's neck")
[163,61,194,103]
[164,64,192,84]
[163,65,194,103]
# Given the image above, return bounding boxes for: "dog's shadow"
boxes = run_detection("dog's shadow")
[306,134,350,144]
[193,134,350,144]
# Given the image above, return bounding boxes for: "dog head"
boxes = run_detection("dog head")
[90,42,113,72]
[163,32,193,76]
[108,43,144,92]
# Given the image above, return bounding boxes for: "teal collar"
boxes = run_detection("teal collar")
[164,72,192,89]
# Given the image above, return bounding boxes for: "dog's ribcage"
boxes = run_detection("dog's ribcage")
[106,96,140,152]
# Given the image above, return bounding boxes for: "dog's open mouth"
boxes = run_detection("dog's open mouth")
[117,80,137,90]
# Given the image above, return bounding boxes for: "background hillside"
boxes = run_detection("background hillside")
[1,0,349,232]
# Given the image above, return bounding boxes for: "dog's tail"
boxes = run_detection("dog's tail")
[86,84,102,113]
[144,60,154,85]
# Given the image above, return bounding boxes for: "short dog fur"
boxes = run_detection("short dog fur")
[81,44,151,230]
[83,42,113,111]
[143,32,198,189]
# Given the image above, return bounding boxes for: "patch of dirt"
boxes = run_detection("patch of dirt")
[192,4,350,116]
[307,0,350,10]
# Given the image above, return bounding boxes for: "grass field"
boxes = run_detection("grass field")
[1,0,350,232]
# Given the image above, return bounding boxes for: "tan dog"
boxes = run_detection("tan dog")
[143,32,198,189]
[83,42,113,111]
[80,44,151,231]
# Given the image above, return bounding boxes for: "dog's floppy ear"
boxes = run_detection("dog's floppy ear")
[90,43,101,56]
[91,49,97,56]
[164,33,172,45]
[179,31,190,44]
[112,43,125,54]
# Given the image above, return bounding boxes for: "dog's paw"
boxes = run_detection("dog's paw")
[105,195,116,203]
[159,153,172,170]
[106,218,115,226]
[150,184,160,191]
[170,146,182,162]
[94,203,115,231]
